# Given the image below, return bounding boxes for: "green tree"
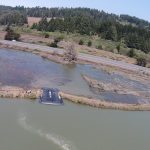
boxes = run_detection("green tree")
[37,17,48,31]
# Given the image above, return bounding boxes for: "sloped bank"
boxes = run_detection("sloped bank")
[60,92,150,111]
[82,75,150,100]
[1,86,150,111]
[0,86,41,99]
[0,42,85,65]
[82,75,139,96]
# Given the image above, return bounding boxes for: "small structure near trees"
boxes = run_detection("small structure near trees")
[63,43,78,63]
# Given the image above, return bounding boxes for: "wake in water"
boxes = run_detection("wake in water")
[18,114,77,150]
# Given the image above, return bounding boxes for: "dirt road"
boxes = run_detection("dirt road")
[0,40,150,74]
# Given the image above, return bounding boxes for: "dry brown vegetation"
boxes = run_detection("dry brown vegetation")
[27,17,51,26]
[0,85,150,111]
[58,41,136,64]
[63,43,78,63]
[20,33,53,44]
[0,31,6,40]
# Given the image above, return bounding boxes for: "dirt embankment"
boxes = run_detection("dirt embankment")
[0,86,42,99]
[82,75,150,99]
[60,92,150,111]
[94,64,150,85]
[58,41,136,64]
[0,43,72,65]
[82,75,140,96]
[1,86,150,111]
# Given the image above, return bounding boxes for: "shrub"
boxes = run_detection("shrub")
[136,55,147,67]
[105,45,114,52]
[48,36,63,48]
[31,23,38,29]
[5,27,20,41]
[57,35,64,41]
[116,43,121,53]
[128,48,135,57]
[97,45,103,50]
[88,41,92,47]
[54,36,64,43]
[64,44,78,62]
[44,33,49,38]
[48,42,58,48]
[79,39,84,45]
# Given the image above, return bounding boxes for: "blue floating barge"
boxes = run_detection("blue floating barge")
[39,88,64,105]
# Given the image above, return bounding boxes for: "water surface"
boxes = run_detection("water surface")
[0,48,149,104]
[0,48,150,150]
[0,98,150,150]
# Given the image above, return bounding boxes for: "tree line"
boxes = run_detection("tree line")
[0,11,27,25]
[0,6,27,25]
[1,5,150,29]
[1,5,150,53]
[32,16,150,54]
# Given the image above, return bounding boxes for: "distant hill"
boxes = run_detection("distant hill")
[0,5,150,53]
[0,5,150,29]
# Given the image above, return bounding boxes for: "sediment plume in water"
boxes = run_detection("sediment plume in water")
[18,114,76,150]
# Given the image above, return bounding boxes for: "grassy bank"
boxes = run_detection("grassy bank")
[14,26,150,67]
[0,25,150,67]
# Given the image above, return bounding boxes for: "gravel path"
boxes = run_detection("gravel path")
[0,40,150,74]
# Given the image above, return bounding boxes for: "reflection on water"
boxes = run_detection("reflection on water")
[0,48,149,104]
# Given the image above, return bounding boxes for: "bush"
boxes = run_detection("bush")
[48,42,58,48]
[57,35,64,41]
[116,43,121,53]
[79,39,84,45]
[31,23,38,29]
[54,36,64,43]
[88,41,92,47]
[48,36,63,48]
[97,45,103,50]
[105,45,114,52]
[44,33,49,38]
[5,27,20,41]
[128,48,135,57]
[64,44,78,62]
[136,55,147,67]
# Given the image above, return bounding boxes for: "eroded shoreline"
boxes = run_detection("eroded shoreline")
[0,86,150,111]
[0,42,150,111]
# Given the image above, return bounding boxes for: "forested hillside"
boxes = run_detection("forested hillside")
[0,6,27,25]
[0,5,150,53]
